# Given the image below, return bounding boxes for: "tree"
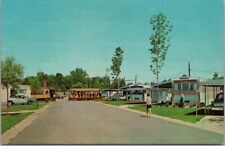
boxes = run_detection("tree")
[64,75,72,90]
[149,12,172,86]
[37,71,48,87]
[212,73,223,80]
[1,56,24,105]
[70,68,88,88]
[110,47,124,92]
[72,82,88,88]
[22,76,41,93]
[213,72,219,80]
[110,78,125,89]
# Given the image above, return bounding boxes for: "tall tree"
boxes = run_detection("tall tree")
[110,47,124,92]
[37,71,48,87]
[1,56,24,105]
[149,12,172,86]
[70,68,88,88]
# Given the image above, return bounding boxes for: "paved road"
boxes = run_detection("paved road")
[9,99,224,144]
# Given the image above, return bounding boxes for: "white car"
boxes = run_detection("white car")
[118,96,127,100]
[8,95,29,106]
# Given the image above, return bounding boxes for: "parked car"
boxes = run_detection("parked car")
[210,92,224,111]
[15,94,37,104]
[110,93,126,100]
[118,95,127,100]
[8,95,29,106]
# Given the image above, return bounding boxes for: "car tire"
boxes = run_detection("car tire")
[7,101,13,106]
[27,101,32,105]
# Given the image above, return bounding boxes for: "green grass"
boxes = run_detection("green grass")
[2,101,49,112]
[101,100,128,106]
[1,112,33,133]
[129,105,205,123]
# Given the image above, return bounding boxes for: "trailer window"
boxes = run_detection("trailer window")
[190,83,195,90]
[182,83,189,90]
[133,90,143,95]
[178,83,182,90]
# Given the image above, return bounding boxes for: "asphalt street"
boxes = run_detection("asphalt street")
[9,99,224,144]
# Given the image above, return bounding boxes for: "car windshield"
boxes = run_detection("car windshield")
[215,93,224,102]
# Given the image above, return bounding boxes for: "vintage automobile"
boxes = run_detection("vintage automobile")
[15,94,37,104]
[8,95,30,106]
[210,92,224,111]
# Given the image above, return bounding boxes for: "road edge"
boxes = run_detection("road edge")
[1,102,53,144]
[94,101,224,135]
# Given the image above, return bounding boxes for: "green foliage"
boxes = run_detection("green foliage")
[72,82,87,88]
[22,76,41,92]
[213,72,218,79]
[110,78,126,89]
[1,56,24,88]
[1,56,24,102]
[212,72,223,80]
[70,68,88,87]
[21,67,115,91]
[110,47,124,78]
[149,13,172,78]
[110,47,124,90]
[37,71,48,87]
[90,76,110,89]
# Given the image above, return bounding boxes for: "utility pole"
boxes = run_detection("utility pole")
[135,75,137,85]
[188,62,191,77]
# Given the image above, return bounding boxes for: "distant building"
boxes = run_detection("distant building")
[0,84,12,103]
[16,85,32,97]
[1,84,32,103]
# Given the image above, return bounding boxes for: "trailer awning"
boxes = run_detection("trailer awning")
[201,79,224,87]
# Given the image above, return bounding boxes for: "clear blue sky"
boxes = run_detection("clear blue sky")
[2,0,224,83]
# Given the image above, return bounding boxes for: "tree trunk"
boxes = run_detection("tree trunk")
[117,78,120,97]
[6,86,9,114]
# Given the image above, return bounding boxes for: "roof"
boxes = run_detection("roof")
[153,78,199,88]
[120,84,151,89]
[70,88,101,91]
[201,79,224,87]
[101,89,119,91]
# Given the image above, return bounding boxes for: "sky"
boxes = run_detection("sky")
[1,0,224,83]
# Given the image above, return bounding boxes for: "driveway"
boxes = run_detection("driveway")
[8,99,224,144]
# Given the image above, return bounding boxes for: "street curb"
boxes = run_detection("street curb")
[94,101,224,135]
[2,110,37,115]
[1,102,53,144]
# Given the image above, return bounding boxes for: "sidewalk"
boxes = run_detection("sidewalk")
[97,102,224,135]
[196,116,224,134]
[1,102,52,144]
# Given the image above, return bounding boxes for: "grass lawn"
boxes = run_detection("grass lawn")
[1,112,33,133]
[2,101,49,112]
[129,105,205,123]
[101,100,128,106]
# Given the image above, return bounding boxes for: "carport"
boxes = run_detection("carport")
[200,79,224,114]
